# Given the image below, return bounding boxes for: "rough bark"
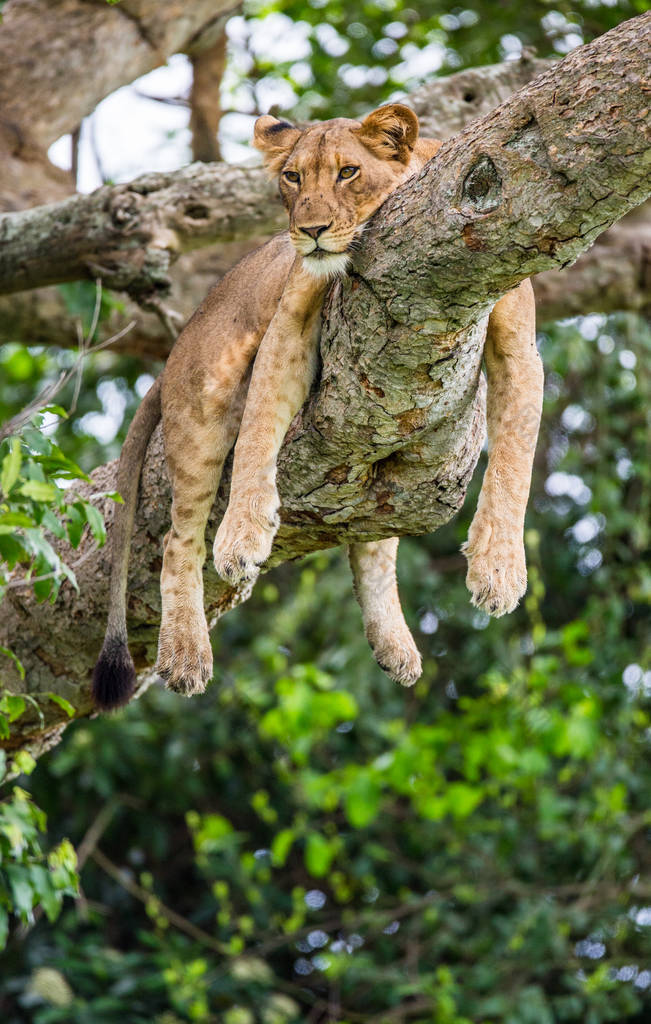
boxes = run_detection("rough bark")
[0,164,281,299]
[0,50,645,333]
[0,0,241,211]
[1,214,647,365]
[0,54,554,297]
[532,203,651,321]
[1,14,650,762]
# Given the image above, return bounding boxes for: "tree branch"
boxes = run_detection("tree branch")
[1,14,649,761]
[0,0,242,211]
[190,29,228,162]
[1,211,647,365]
[0,54,554,298]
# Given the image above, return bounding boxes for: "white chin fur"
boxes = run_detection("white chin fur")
[302,251,351,280]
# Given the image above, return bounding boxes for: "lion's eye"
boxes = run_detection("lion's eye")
[338,166,359,180]
[283,170,300,184]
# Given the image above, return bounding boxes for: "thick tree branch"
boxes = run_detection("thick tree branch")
[1,15,649,761]
[1,214,647,367]
[0,0,241,210]
[0,164,280,299]
[0,54,554,298]
[532,205,651,321]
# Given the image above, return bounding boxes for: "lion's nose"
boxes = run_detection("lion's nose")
[299,223,331,240]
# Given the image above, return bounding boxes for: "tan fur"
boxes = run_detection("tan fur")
[462,280,543,614]
[94,104,542,705]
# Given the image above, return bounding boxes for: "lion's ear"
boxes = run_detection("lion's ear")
[254,116,302,175]
[357,103,419,163]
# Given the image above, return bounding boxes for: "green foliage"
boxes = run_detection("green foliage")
[0,408,112,956]
[0,771,79,953]
[1,310,649,1022]
[224,0,641,126]
[0,336,158,474]
[0,412,113,743]
[0,415,113,606]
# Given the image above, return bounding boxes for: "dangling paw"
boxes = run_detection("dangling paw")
[462,512,527,617]
[367,622,423,687]
[156,614,213,696]
[213,487,280,585]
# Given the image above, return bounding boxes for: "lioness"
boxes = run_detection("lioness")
[93,104,543,710]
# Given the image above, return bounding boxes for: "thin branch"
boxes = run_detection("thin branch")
[134,89,190,108]
[91,846,227,955]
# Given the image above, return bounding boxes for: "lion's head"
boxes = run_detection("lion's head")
[254,104,420,279]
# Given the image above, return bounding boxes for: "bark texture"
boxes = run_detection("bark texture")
[0,0,240,211]
[0,54,555,297]
[1,50,646,352]
[0,164,280,299]
[0,212,647,364]
[1,14,650,762]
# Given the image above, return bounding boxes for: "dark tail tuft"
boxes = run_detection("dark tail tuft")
[92,636,137,711]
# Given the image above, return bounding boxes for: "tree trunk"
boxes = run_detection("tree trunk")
[190,30,228,162]
[1,14,649,763]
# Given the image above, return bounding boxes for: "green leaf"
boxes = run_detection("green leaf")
[0,534,28,567]
[82,502,106,545]
[47,693,75,717]
[1,437,22,495]
[305,832,338,877]
[12,750,36,776]
[42,404,69,419]
[344,774,381,828]
[33,575,55,603]
[22,426,54,455]
[6,865,35,922]
[19,479,59,502]
[40,508,67,540]
[447,783,484,820]
[0,511,35,529]
[66,504,86,548]
[0,646,26,679]
[271,828,295,867]
[0,693,26,722]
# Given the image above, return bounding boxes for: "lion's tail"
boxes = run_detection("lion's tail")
[92,376,162,711]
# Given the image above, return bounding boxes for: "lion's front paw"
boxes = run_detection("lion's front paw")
[462,515,527,617]
[156,616,213,696]
[213,489,280,585]
[367,624,423,687]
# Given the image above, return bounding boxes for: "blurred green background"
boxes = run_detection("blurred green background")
[1,1,650,1022]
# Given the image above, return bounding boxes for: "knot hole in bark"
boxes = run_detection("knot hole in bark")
[462,156,502,213]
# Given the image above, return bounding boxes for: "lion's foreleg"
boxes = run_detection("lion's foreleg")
[349,538,422,686]
[463,280,543,616]
[213,263,326,584]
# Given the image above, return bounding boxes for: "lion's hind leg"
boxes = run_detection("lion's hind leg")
[349,538,422,686]
[157,372,250,696]
[156,436,222,696]
[463,280,543,616]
